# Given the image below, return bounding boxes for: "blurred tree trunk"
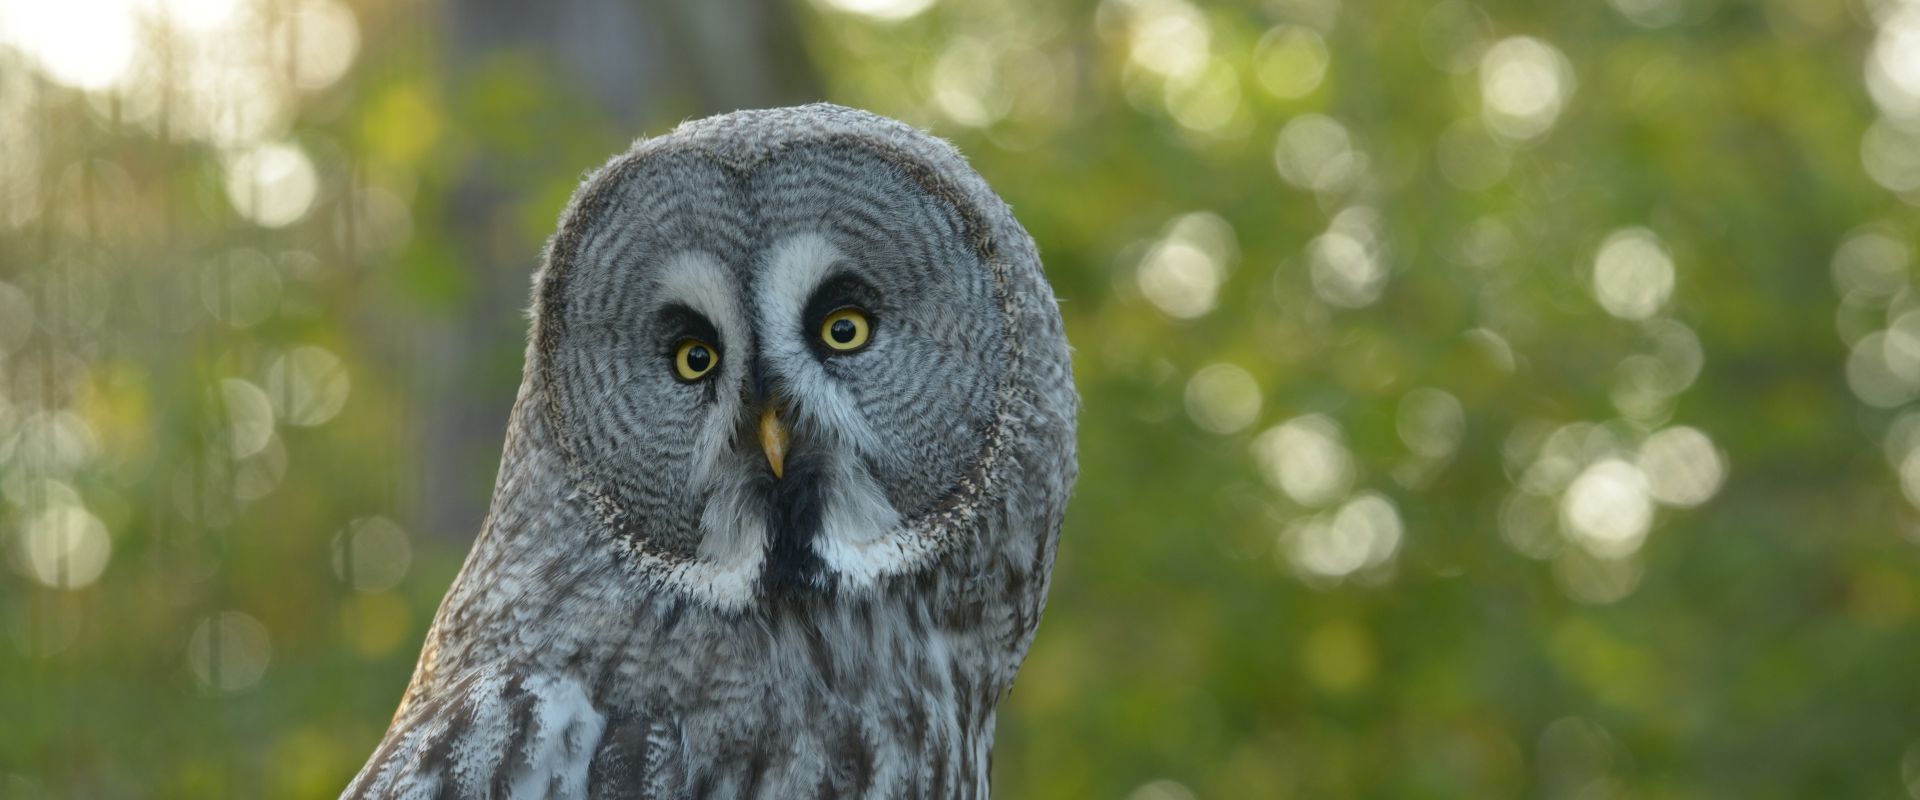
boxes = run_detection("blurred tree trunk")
[413,0,821,540]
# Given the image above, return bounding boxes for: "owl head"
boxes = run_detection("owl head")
[518,104,1075,613]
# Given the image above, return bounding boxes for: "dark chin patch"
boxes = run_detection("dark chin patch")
[762,448,833,601]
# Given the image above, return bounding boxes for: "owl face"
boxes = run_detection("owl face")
[536,139,1009,610]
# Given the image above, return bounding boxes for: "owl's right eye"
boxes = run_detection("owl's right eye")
[673,339,719,382]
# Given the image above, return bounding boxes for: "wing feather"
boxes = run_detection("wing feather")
[342,672,606,800]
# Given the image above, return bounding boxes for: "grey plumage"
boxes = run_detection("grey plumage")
[344,104,1077,799]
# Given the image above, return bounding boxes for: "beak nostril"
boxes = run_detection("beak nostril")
[759,405,790,479]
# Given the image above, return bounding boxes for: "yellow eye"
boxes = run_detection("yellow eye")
[819,308,872,352]
[673,339,719,381]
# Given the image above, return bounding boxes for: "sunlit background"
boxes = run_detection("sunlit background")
[1,0,1918,795]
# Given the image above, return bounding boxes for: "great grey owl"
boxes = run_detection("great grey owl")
[343,104,1077,798]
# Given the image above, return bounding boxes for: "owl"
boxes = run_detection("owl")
[343,104,1077,799]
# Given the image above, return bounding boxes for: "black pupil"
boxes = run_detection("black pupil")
[830,318,857,344]
[684,345,711,373]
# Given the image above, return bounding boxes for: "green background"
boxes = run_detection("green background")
[3,0,1920,796]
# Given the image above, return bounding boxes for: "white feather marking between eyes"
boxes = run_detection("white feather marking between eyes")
[754,233,837,337]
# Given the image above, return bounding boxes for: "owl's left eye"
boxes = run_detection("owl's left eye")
[819,307,872,352]
[673,338,719,382]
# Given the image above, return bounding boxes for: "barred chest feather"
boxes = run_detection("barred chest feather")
[347,587,1010,800]
[600,599,1000,799]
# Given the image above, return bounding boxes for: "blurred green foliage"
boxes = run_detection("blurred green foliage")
[3,0,1920,797]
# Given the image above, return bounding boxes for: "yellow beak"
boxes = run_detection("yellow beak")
[759,405,789,479]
